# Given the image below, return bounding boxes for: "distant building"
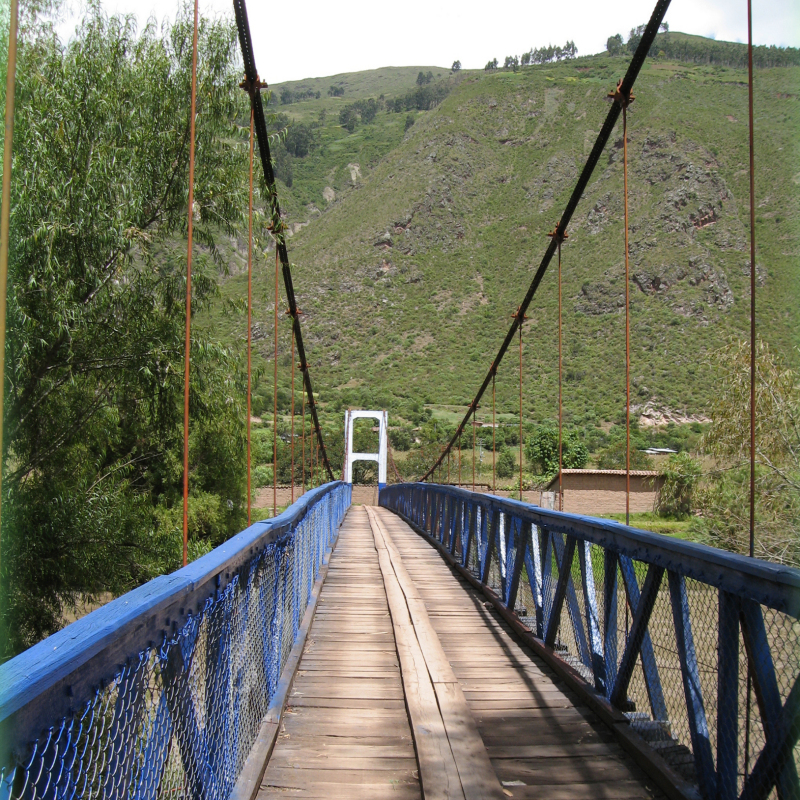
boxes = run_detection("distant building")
[542,469,664,515]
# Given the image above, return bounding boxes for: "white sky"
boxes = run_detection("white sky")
[56,0,800,85]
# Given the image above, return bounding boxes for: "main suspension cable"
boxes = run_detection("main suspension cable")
[233,0,334,481]
[419,0,671,482]
[182,0,200,566]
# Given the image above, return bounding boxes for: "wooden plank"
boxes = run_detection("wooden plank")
[367,506,506,800]
[257,508,422,800]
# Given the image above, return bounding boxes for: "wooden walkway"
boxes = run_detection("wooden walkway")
[256,506,664,800]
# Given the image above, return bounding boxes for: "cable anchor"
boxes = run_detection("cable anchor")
[239,74,268,100]
[608,79,635,109]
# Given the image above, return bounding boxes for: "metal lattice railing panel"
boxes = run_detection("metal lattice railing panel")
[381,482,800,800]
[0,482,351,800]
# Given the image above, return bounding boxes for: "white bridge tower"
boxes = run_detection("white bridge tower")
[343,410,388,489]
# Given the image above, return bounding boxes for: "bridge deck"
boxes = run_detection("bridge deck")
[257,506,665,799]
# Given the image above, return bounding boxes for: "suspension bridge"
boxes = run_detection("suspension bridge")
[0,0,798,798]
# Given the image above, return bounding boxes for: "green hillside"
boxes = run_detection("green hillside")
[201,46,799,437]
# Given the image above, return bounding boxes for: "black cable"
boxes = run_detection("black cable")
[233,0,334,480]
[421,0,671,481]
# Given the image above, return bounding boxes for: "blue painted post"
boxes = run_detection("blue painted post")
[610,563,664,710]
[449,496,460,556]
[544,534,577,649]
[498,513,509,591]
[739,674,800,800]
[603,550,619,700]
[523,523,544,638]
[506,518,529,613]
[618,555,668,721]
[740,598,800,796]
[480,506,498,585]
[578,541,605,692]
[549,533,591,668]
[668,570,716,800]
[716,590,739,800]
[462,502,475,569]
[540,528,553,637]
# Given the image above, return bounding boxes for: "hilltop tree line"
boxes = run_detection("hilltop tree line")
[608,23,800,67]
[485,40,578,72]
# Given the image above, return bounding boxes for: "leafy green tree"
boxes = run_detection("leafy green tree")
[496,448,516,479]
[695,340,800,565]
[525,423,589,478]
[606,34,624,55]
[596,440,654,470]
[627,24,646,54]
[656,453,702,517]
[0,5,252,657]
[339,105,358,132]
[451,60,461,71]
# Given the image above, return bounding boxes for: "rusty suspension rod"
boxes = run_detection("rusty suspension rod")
[233,0,334,481]
[420,0,671,481]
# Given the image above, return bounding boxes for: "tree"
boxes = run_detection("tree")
[525,423,589,479]
[339,105,358,132]
[451,60,461,72]
[1,6,252,657]
[484,58,498,71]
[695,340,800,565]
[497,448,516,479]
[607,34,624,55]
[627,24,647,54]
[596,440,654,470]
[656,453,702,517]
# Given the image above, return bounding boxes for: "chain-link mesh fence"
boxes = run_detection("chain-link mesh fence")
[382,483,800,800]
[0,482,350,800]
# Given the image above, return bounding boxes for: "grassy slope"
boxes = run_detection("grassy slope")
[200,50,799,435]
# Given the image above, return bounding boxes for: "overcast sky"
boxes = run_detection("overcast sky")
[56,0,800,85]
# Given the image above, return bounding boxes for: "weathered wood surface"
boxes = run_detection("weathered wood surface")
[257,508,421,800]
[373,506,665,800]
[257,505,664,800]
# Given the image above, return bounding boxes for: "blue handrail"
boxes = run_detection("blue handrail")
[380,482,800,800]
[0,481,351,800]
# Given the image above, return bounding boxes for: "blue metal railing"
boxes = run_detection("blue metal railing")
[0,481,351,800]
[381,483,800,800]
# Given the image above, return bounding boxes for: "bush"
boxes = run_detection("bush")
[656,453,702,517]
[497,448,516,479]
[525,423,589,478]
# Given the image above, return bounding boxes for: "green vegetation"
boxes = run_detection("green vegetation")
[0,5,253,658]
[693,340,800,565]
[2,10,798,660]
[208,43,797,452]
